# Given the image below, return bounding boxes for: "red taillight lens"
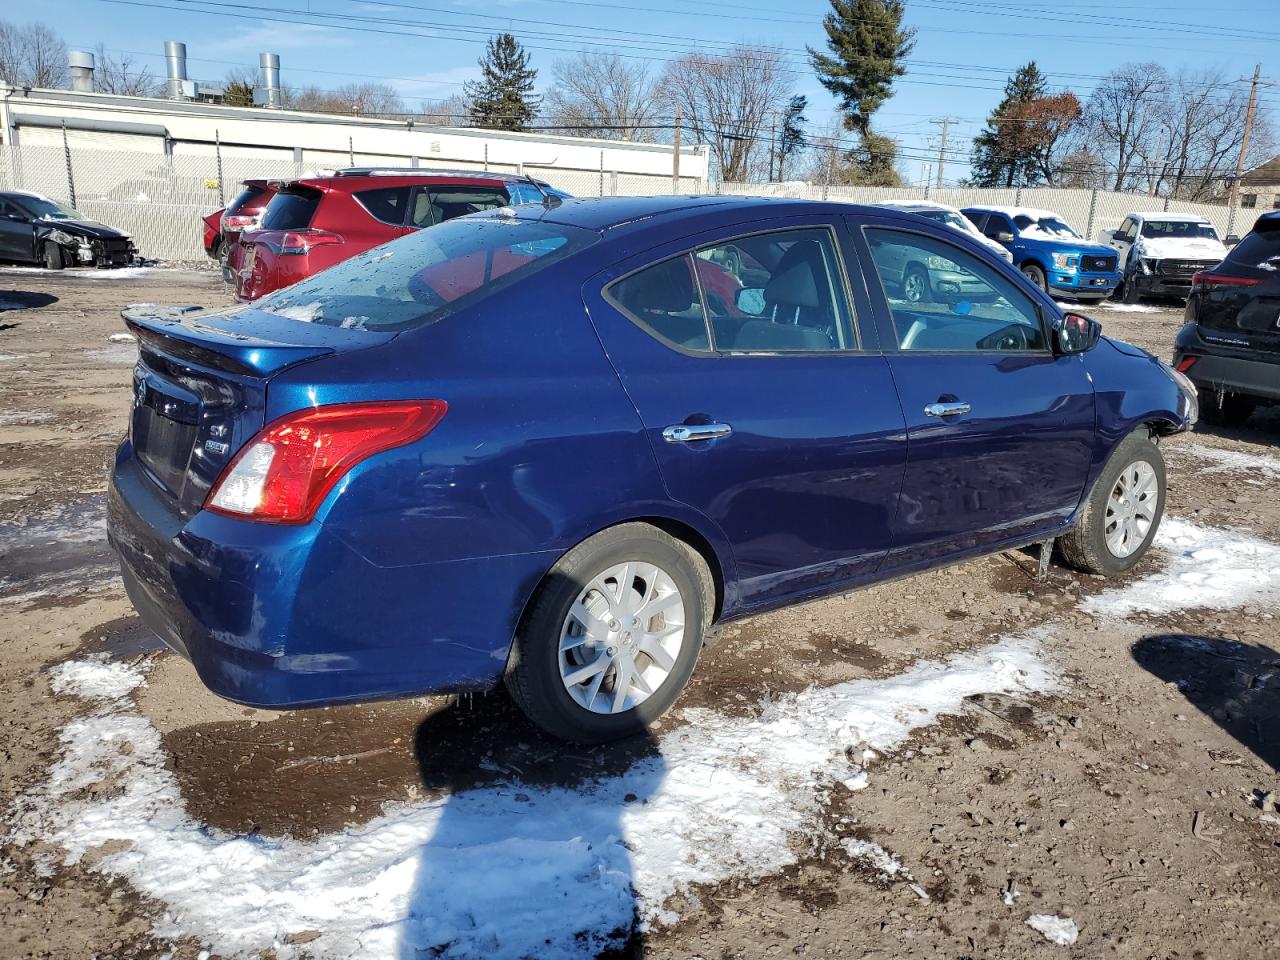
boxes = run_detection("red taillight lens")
[222,214,259,231]
[1176,356,1198,373]
[1192,271,1261,289]
[206,400,447,523]
[261,231,343,256]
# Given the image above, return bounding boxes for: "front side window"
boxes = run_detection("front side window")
[865,228,1049,353]
[981,215,1009,240]
[257,215,597,332]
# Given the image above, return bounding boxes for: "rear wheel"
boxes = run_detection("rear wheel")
[1199,389,1256,428]
[1060,432,1166,576]
[42,243,65,270]
[1021,263,1047,292]
[1122,267,1142,304]
[902,264,931,303]
[505,523,712,743]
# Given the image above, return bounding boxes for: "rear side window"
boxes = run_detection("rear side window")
[610,256,710,350]
[1226,223,1280,266]
[355,186,411,225]
[257,215,597,332]
[261,189,321,230]
[409,187,510,227]
[227,185,268,215]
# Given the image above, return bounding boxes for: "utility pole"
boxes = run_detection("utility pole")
[672,105,682,195]
[929,117,958,191]
[768,112,777,182]
[1229,65,1270,213]
[1149,136,1164,197]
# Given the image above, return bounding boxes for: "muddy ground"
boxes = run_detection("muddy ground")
[0,267,1277,959]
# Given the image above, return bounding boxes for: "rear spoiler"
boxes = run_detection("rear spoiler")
[122,304,336,378]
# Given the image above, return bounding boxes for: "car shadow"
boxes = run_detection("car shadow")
[1132,633,1280,773]
[398,690,660,958]
[0,290,57,328]
[1191,408,1280,447]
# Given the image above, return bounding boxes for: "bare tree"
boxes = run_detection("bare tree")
[544,52,657,141]
[420,92,472,126]
[655,45,792,182]
[288,82,405,116]
[1077,63,1169,192]
[0,19,69,88]
[91,43,162,96]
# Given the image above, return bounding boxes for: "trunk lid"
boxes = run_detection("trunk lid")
[123,303,394,517]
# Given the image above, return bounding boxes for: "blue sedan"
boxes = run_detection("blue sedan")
[108,196,1198,742]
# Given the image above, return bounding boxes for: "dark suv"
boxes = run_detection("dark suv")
[1175,211,1280,426]
[234,169,569,301]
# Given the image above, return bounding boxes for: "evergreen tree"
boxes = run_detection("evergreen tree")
[778,95,808,180]
[465,34,539,131]
[970,62,1050,187]
[808,0,915,136]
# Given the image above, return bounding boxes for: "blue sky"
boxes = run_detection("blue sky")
[31,0,1280,182]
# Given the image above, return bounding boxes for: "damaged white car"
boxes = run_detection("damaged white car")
[1100,212,1226,303]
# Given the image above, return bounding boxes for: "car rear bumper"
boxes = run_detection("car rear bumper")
[108,443,557,708]
[1175,327,1280,402]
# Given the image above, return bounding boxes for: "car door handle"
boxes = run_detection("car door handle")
[924,401,971,418]
[663,422,733,442]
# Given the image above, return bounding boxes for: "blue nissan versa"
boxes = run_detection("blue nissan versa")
[962,206,1122,302]
[108,196,1197,742]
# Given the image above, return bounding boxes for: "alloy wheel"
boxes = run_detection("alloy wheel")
[1104,460,1159,558]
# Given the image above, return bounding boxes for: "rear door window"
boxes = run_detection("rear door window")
[408,186,510,227]
[609,255,710,351]
[260,189,321,230]
[355,186,411,225]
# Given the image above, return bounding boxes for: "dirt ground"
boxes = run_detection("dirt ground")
[1,266,1277,960]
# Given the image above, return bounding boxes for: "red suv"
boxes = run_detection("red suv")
[202,180,277,279]
[234,169,567,301]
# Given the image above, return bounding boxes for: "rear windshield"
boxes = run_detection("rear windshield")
[257,215,598,332]
[1223,225,1280,267]
[1140,220,1219,240]
[227,185,269,215]
[261,189,321,230]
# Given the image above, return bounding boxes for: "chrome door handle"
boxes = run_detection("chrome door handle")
[924,401,971,418]
[663,422,733,442]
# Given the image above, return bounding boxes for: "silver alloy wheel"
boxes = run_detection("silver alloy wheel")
[903,269,926,302]
[558,561,686,715]
[1104,459,1159,558]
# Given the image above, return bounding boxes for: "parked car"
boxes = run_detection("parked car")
[872,201,1014,262]
[1099,212,1227,304]
[108,196,1196,742]
[202,179,277,279]
[234,168,570,301]
[962,205,1121,302]
[1174,211,1280,426]
[0,191,137,268]
[868,202,1012,305]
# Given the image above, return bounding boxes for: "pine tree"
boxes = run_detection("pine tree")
[465,34,540,132]
[970,62,1049,187]
[778,95,808,180]
[808,0,915,137]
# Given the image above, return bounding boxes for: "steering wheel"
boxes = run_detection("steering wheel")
[976,323,1030,351]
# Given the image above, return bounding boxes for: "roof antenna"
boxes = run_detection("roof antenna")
[516,159,561,209]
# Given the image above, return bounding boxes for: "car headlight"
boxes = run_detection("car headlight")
[49,229,74,245]
[1051,252,1078,271]
[1158,359,1199,426]
[927,255,957,271]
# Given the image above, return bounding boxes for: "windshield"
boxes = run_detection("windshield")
[257,215,598,332]
[1140,220,1219,241]
[16,196,82,220]
[1013,215,1079,239]
[917,210,971,232]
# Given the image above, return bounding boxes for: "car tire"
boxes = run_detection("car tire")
[1122,269,1142,304]
[42,243,65,270]
[1021,263,1047,292]
[505,522,713,743]
[1060,431,1166,576]
[902,264,931,303]
[1199,389,1256,428]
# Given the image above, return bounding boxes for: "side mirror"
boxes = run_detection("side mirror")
[996,231,1015,244]
[1225,234,1240,246]
[736,287,766,315]
[1054,312,1102,355]
[2,213,27,222]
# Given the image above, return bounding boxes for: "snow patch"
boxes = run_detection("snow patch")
[1097,302,1160,313]
[1027,913,1080,945]
[0,265,154,280]
[8,635,1056,959]
[108,332,137,343]
[0,410,53,426]
[50,655,147,702]
[85,344,138,365]
[268,302,324,323]
[1084,518,1280,618]
[1172,443,1280,486]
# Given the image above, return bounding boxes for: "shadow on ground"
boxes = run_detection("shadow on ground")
[1133,633,1280,773]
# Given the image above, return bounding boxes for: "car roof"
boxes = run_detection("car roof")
[962,205,1065,221]
[871,201,964,215]
[1,190,52,202]
[277,170,544,192]
[1126,211,1211,223]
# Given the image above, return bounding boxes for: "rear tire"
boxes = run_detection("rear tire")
[1199,389,1256,428]
[902,264,931,303]
[1122,269,1142,304]
[42,243,65,270]
[1021,263,1047,292]
[505,523,713,743]
[1060,432,1166,576]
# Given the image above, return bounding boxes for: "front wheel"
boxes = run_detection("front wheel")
[902,264,931,303]
[1122,269,1142,304]
[1060,432,1166,576]
[1021,263,1047,292]
[42,243,65,270]
[505,523,713,742]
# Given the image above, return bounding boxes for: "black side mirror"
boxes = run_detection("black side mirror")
[1,213,27,222]
[996,231,1015,243]
[1224,234,1240,246]
[1054,312,1102,354]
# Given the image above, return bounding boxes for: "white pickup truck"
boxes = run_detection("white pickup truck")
[1098,212,1227,303]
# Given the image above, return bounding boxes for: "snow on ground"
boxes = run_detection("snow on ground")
[1171,443,1280,486]
[50,655,148,702]
[0,497,116,604]
[85,343,139,365]
[0,410,53,426]
[1052,301,1160,314]
[1027,914,1080,946]
[0,266,156,280]
[1084,518,1280,618]
[8,635,1057,960]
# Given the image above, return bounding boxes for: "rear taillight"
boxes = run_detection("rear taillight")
[206,400,447,523]
[222,214,259,231]
[261,231,343,256]
[1175,356,1198,373]
[1192,271,1261,289]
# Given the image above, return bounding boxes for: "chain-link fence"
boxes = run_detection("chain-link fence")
[0,137,1253,263]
